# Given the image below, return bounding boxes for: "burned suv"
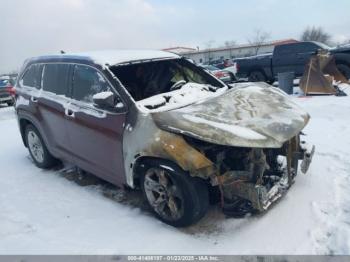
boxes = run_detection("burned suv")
[15,50,314,227]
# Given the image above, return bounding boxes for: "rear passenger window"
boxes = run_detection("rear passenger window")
[72,65,110,103]
[42,64,70,95]
[276,45,295,55]
[20,64,42,89]
[301,43,318,53]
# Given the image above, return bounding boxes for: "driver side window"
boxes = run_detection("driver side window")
[72,65,111,103]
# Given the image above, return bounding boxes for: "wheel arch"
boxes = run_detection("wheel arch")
[131,156,185,188]
[136,155,210,227]
[19,117,31,147]
[17,114,54,157]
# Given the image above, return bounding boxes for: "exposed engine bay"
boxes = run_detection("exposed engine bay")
[184,134,315,217]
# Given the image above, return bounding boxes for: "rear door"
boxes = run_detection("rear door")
[66,64,127,186]
[39,63,73,157]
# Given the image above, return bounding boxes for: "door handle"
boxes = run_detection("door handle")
[65,108,75,118]
[31,96,38,103]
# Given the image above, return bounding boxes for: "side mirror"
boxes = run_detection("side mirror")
[93,91,124,110]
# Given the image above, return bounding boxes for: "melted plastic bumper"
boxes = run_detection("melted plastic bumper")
[220,140,315,216]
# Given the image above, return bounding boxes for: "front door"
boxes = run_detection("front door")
[66,64,127,186]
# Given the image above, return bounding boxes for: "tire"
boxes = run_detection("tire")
[337,64,350,80]
[7,100,14,107]
[140,159,209,227]
[248,70,267,82]
[229,72,237,82]
[25,124,57,169]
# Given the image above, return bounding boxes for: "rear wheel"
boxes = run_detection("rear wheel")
[25,124,57,169]
[337,64,350,80]
[140,160,209,227]
[7,100,14,106]
[248,70,266,82]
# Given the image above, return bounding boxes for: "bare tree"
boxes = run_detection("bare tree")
[248,29,271,55]
[300,26,331,45]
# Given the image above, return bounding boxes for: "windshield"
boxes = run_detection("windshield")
[110,58,225,102]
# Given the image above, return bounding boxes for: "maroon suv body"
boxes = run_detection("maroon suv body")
[15,50,314,227]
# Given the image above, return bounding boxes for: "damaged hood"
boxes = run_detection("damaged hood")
[152,82,310,148]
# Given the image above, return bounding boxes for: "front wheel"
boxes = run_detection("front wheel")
[25,124,58,169]
[141,160,209,227]
[248,70,266,82]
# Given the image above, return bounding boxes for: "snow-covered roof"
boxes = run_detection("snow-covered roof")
[71,50,180,66]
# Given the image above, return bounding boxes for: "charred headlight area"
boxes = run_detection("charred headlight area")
[184,136,249,173]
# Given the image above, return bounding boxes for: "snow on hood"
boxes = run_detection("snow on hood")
[152,82,310,148]
[136,82,227,112]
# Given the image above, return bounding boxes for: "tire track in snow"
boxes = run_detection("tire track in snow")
[311,152,350,254]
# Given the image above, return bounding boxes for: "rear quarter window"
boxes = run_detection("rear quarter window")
[20,64,43,89]
[299,43,319,53]
[42,64,70,96]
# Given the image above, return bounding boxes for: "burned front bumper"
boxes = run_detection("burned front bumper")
[215,138,315,216]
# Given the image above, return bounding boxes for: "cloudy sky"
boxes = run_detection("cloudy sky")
[0,0,349,73]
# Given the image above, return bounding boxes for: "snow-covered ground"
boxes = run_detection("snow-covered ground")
[1,90,350,255]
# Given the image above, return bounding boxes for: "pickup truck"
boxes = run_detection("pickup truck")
[234,41,350,83]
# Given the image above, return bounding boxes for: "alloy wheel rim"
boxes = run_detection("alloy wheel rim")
[28,131,44,163]
[144,168,184,221]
